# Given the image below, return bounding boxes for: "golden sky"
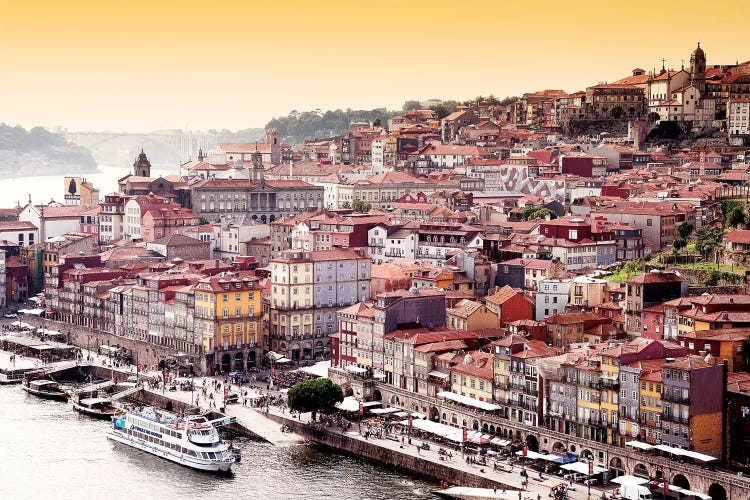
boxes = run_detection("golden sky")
[1,0,749,131]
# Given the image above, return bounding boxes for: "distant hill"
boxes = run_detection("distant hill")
[265,96,519,145]
[0,123,97,177]
[265,109,395,145]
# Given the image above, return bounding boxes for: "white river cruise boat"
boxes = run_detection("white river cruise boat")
[107,406,236,472]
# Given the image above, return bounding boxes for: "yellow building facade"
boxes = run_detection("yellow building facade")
[194,274,263,353]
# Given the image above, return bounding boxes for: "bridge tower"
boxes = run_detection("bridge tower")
[133,149,152,177]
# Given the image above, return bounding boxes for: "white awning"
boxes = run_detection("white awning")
[10,321,33,329]
[274,357,292,364]
[362,401,381,408]
[345,365,367,374]
[490,438,511,446]
[515,450,548,460]
[295,360,330,378]
[427,370,449,379]
[411,412,426,420]
[560,462,607,475]
[369,407,400,415]
[436,391,501,411]
[18,308,44,316]
[611,475,649,486]
[654,444,716,462]
[398,419,465,442]
[625,441,654,450]
[336,396,361,412]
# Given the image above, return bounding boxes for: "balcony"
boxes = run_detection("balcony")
[640,416,660,428]
[600,378,620,390]
[662,413,689,424]
[579,379,602,389]
[506,381,527,391]
[662,392,690,404]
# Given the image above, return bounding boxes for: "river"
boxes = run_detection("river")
[0,385,440,500]
[0,164,179,206]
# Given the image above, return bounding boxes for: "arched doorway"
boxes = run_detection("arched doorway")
[489,425,495,434]
[390,395,400,405]
[344,386,354,397]
[220,353,231,373]
[472,419,479,431]
[654,469,663,481]
[609,457,625,478]
[234,352,244,371]
[291,345,300,361]
[708,483,727,500]
[429,406,439,422]
[553,442,566,453]
[672,474,690,490]
[482,423,488,433]
[314,341,323,358]
[302,343,312,359]
[372,390,382,402]
[247,351,257,368]
[580,449,594,461]
[633,463,649,479]
[525,434,539,452]
[261,215,267,224]
[269,215,275,223]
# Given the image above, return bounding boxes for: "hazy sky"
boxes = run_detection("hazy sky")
[1,0,749,132]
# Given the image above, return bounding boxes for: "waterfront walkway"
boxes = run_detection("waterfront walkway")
[0,340,607,497]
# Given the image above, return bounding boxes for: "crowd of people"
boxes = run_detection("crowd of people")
[271,370,317,389]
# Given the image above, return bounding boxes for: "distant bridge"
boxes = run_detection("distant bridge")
[63,131,219,167]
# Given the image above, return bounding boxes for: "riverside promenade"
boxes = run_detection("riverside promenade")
[0,340,602,499]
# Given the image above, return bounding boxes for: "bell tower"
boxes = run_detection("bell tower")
[251,143,264,188]
[689,42,707,94]
[133,149,151,177]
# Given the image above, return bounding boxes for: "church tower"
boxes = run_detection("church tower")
[689,42,707,94]
[266,128,281,165]
[133,149,151,177]
[251,143,265,188]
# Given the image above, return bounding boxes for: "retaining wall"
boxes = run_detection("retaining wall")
[265,413,518,490]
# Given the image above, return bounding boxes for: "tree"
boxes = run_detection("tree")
[725,206,747,228]
[673,238,687,254]
[198,216,209,225]
[287,378,343,421]
[527,208,557,221]
[522,204,556,221]
[695,225,724,269]
[351,199,371,213]
[610,106,625,119]
[647,112,660,123]
[677,222,694,240]
[402,100,422,111]
[372,118,382,127]
[340,201,351,209]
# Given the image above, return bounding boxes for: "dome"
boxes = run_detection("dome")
[692,42,704,57]
[267,128,280,135]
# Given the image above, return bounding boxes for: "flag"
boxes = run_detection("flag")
[463,428,468,442]
[137,364,142,373]
[523,444,528,457]
[408,415,413,430]
[359,402,364,415]
[664,481,669,494]
[588,461,594,476]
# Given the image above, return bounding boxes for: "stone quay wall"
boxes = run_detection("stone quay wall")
[265,412,515,491]
[20,317,177,372]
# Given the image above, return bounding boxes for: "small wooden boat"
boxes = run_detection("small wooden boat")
[21,379,69,401]
[73,396,118,419]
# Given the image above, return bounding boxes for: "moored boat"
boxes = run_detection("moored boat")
[107,406,235,473]
[73,397,118,419]
[21,379,69,401]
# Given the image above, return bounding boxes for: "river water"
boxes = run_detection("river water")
[0,164,178,205]
[0,385,440,500]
